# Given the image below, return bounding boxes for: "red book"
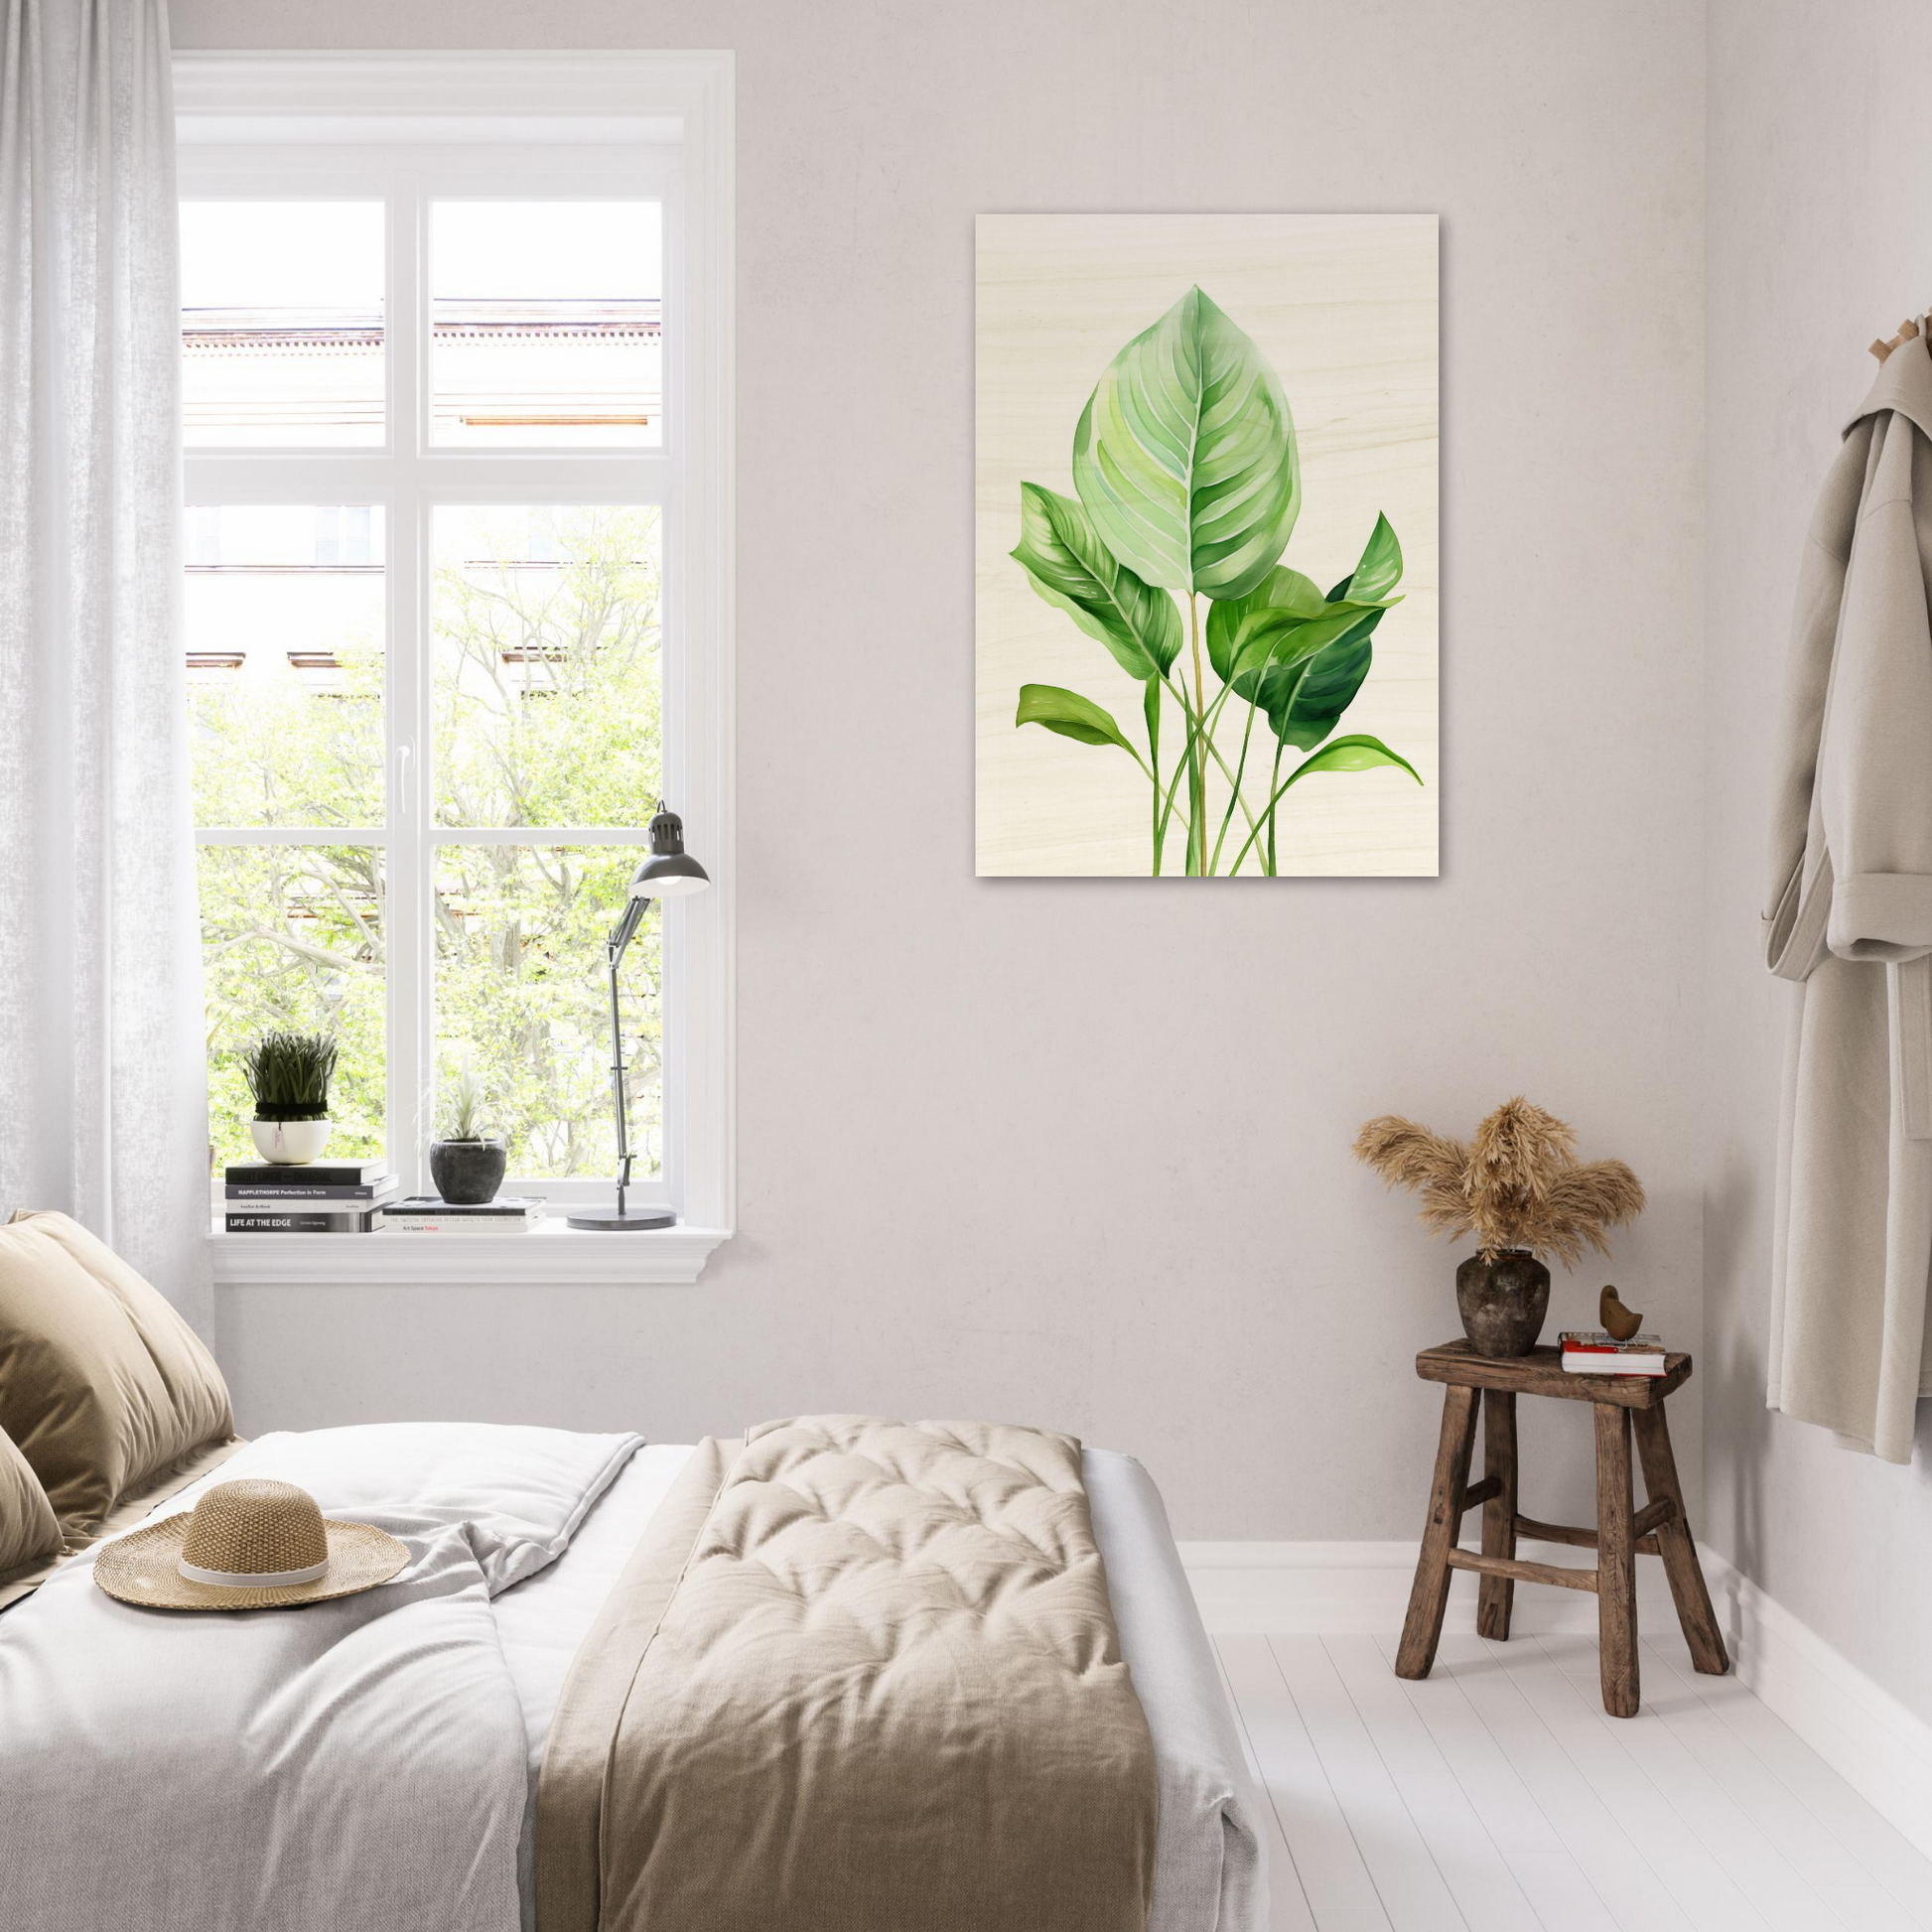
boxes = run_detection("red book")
[1559,1329,1666,1375]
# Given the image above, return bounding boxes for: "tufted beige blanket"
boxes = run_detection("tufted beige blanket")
[534,1416,1160,1932]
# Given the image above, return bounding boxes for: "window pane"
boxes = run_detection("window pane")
[434,845,658,1180]
[187,507,385,829]
[432,506,660,827]
[200,845,387,1169]
[181,203,384,447]
[430,203,661,448]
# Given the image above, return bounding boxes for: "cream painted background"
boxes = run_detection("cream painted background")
[174,0,1705,1568]
[975,213,1439,878]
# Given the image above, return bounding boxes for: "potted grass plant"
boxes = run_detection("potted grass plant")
[1353,1097,1646,1357]
[428,1067,508,1206]
[243,1032,339,1166]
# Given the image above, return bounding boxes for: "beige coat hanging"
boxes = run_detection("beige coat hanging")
[1765,333,1932,1461]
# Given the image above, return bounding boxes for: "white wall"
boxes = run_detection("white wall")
[177,0,1708,1542]
[1704,0,1932,1727]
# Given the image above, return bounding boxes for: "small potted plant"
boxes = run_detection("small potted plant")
[429,1067,507,1206]
[1353,1097,1646,1357]
[244,1032,339,1166]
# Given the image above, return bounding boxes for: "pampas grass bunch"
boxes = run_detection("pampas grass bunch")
[1352,1097,1644,1267]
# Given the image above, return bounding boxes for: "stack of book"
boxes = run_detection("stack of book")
[379,1196,547,1235]
[223,1160,396,1233]
[1559,1329,1668,1376]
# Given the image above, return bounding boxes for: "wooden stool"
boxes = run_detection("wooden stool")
[1394,1339,1727,1717]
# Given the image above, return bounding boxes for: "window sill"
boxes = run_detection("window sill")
[208,1219,731,1286]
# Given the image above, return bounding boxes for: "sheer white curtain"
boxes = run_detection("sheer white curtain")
[0,0,208,1329]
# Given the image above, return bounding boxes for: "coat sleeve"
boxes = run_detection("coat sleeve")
[1763,427,1867,979]
[1821,413,1932,965]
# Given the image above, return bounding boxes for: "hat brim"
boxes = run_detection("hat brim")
[93,1514,410,1611]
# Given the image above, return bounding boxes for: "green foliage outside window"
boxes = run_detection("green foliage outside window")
[196,505,664,1177]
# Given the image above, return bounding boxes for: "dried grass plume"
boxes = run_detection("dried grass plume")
[1352,1096,1644,1267]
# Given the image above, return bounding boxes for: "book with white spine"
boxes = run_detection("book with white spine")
[377,1195,546,1234]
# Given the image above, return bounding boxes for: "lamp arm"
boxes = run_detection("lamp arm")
[609,892,648,959]
[605,896,651,1217]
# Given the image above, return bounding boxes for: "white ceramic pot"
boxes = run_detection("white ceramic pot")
[250,1118,334,1165]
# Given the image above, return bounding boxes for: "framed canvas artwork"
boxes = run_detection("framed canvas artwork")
[975,213,1439,878]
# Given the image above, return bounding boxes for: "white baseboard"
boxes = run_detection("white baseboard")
[1176,1537,1680,1638]
[1179,1538,1932,1866]
[1698,1546,1932,1864]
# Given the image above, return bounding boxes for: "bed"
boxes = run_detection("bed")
[495,1436,1266,1932]
[0,1421,1266,1932]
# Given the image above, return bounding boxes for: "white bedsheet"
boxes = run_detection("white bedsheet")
[0,1423,641,1932]
[491,1444,1267,1932]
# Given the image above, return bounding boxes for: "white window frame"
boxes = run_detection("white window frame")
[178,54,735,1285]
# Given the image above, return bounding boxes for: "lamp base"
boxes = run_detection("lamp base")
[566,1205,678,1231]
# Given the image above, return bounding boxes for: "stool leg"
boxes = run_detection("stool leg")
[1594,1401,1640,1718]
[1476,1389,1518,1640]
[1397,1384,1479,1680]
[1632,1405,1729,1676]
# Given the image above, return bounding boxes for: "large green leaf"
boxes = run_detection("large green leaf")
[1204,567,1329,685]
[1280,734,1422,791]
[1011,483,1182,681]
[1015,683,1141,759]
[1205,566,1390,688]
[1071,286,1301,602]
[1204,563,1387,750]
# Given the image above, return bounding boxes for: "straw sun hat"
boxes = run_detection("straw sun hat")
[93,1478,409,1610]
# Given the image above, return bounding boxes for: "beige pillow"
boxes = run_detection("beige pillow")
[0,1211,233,1532]
[0,1423,62,1583]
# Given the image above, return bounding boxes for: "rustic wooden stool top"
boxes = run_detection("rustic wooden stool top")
[1395,1339,1728,1718]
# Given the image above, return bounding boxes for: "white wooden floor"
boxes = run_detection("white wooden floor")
[1215,1629,1932,1931]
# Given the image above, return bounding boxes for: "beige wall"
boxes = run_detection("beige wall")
[180,0,1708,1542]
[1704,0,1932,1725]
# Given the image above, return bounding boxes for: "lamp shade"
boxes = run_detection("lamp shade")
[629,804,710,900]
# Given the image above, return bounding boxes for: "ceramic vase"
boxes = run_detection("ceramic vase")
[428,1139,507,1206]
[1454,1249,1551,1357]
[249,1118,333,1166]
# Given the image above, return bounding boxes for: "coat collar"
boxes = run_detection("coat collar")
[1848,330,1932,444]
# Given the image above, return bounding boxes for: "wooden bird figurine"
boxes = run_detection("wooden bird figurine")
[1599,1285,1643,1341]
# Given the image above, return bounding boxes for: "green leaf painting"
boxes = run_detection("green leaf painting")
[1013,287,1421,876]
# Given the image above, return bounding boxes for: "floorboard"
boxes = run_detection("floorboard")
[1218,1635,1390,1931]
[1268,1635,1470,1930]
[1204,1623,1932,1929]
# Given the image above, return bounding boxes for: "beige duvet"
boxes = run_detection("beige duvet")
[535,1416,1160,1932]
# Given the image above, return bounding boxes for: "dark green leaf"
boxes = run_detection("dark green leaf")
[1204,567,1329,684]
[1015,683,1142,759]
[1260,610,1382,752]
[1011,483,1182,681]
[1207,563,1394,689]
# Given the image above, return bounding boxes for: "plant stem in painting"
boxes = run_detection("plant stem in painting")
[1011,286,1421,875]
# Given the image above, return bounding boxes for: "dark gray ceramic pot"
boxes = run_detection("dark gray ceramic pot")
[1454,1249,1551,1357]
[428,1138,507,1206]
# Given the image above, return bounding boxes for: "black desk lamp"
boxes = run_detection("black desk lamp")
[568,803,709,1230]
